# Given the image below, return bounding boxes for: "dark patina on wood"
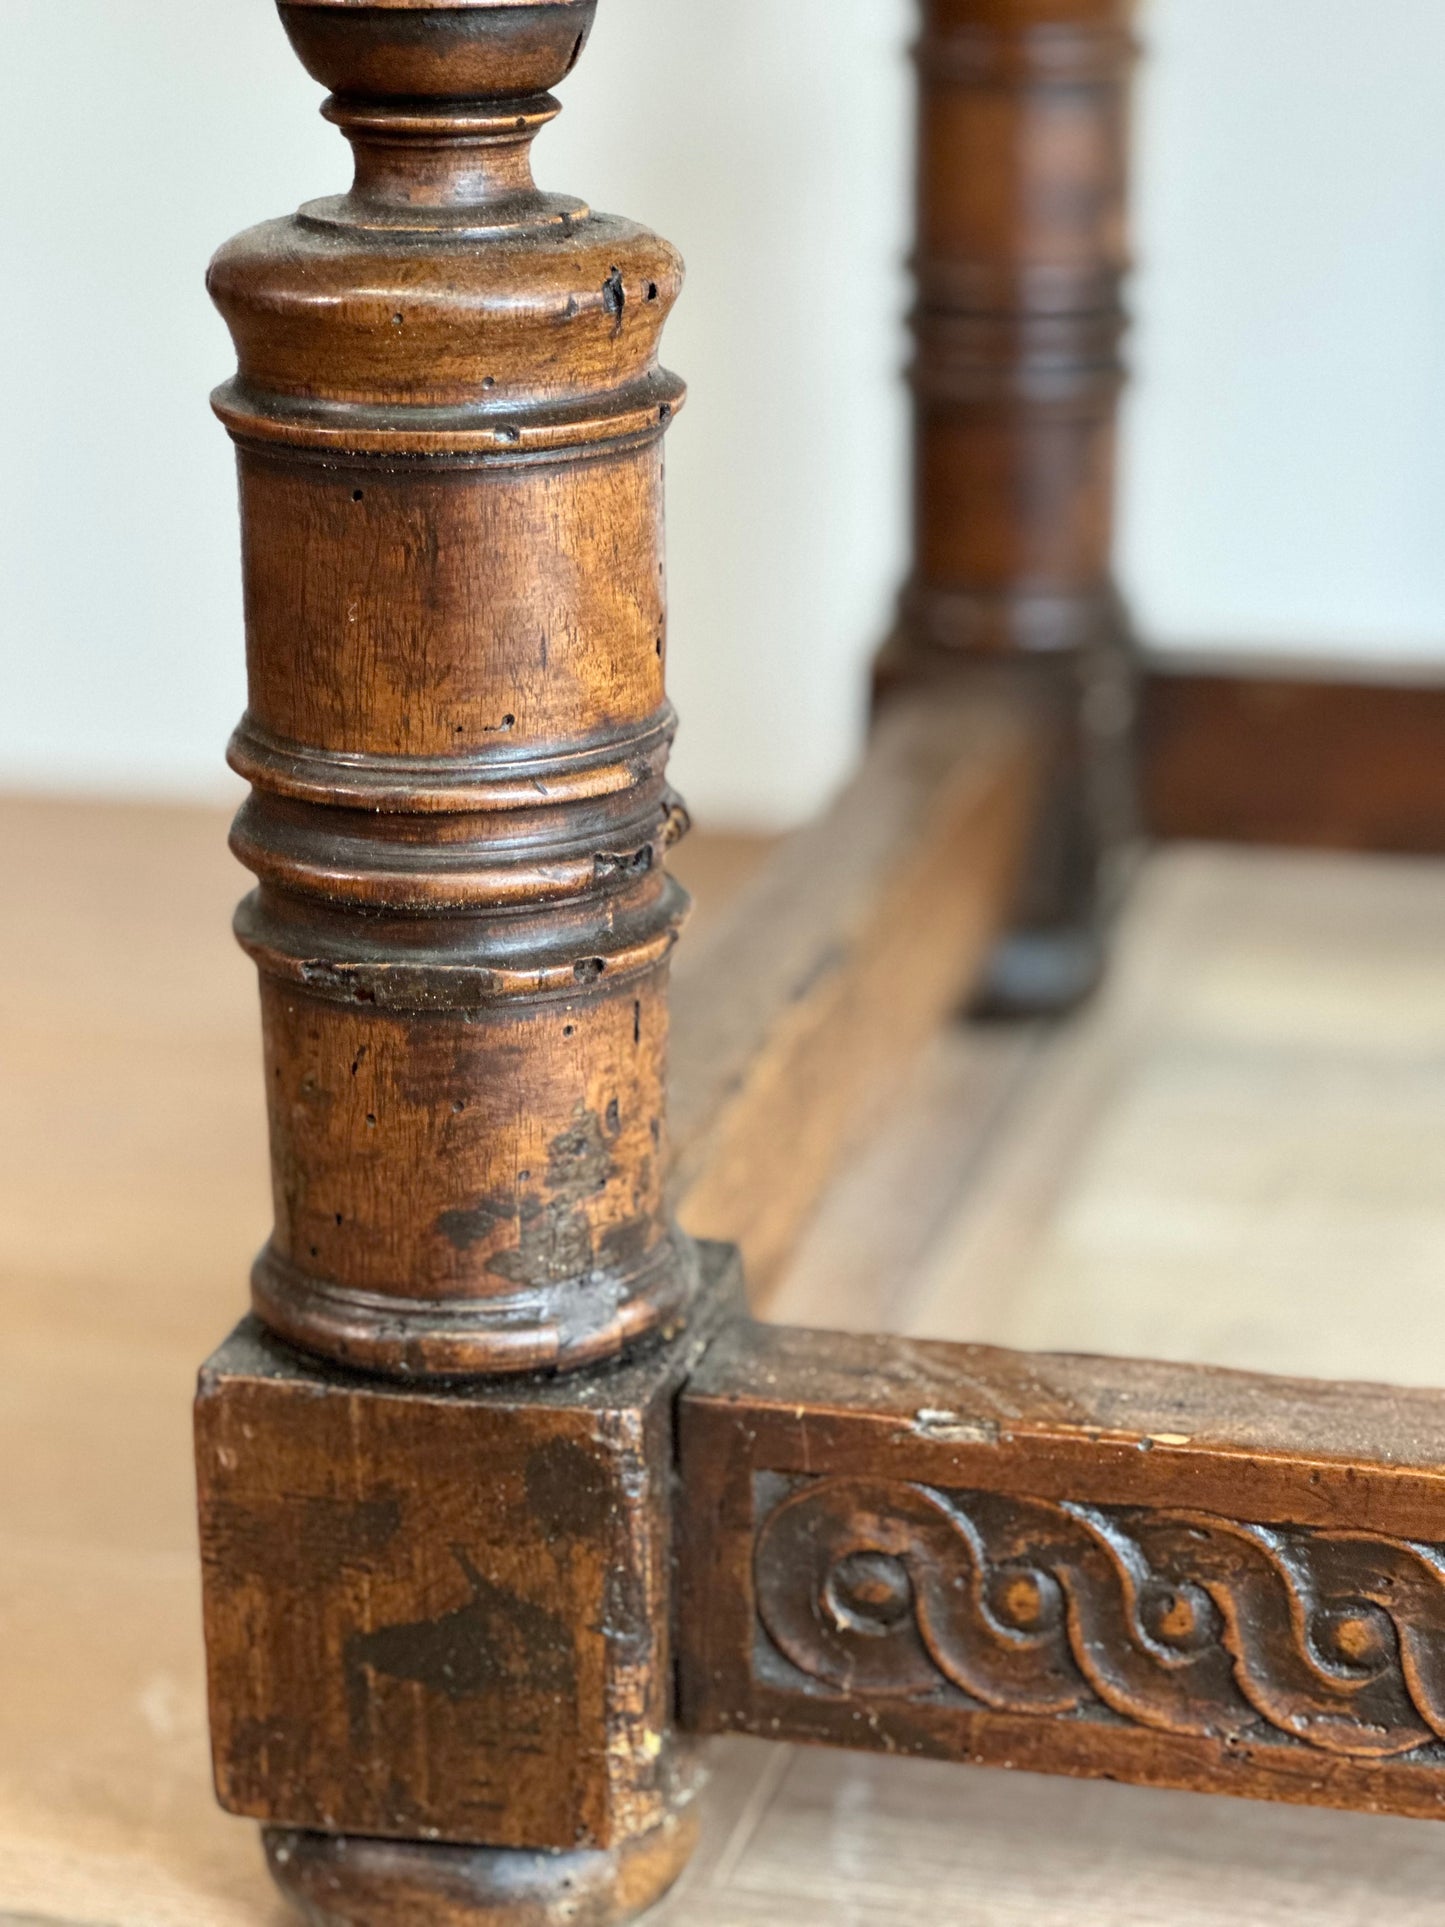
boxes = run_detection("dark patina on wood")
[196,3,718,1920]
[1143,662,1445,855]
[198,1245,740,1852]
[679,1322,1445,1818]
[210,0,694,1380]
[193,2,1445,1920]
[880,0,1140,1011]
[671,681,1044,1303]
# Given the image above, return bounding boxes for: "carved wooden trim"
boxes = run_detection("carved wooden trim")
[758,1482,1445,1760]
[194,6,1445,1921]
[679,1323,1445,1818]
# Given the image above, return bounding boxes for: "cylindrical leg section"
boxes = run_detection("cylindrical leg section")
[882,0,1139,1011]
[197,6,706,1922]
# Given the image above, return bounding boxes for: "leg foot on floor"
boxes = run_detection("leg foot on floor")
[264,1808,698,1927]
[971,926,1106,1019]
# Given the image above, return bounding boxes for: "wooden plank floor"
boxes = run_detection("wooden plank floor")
[5,800,1445,1923]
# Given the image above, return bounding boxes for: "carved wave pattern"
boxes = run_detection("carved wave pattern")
[753,1477,1445,1758]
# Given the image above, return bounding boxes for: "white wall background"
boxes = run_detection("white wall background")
[1122,0,1445,666]
[3,0,1445,826]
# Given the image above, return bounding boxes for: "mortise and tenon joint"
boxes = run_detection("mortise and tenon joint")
[194,13,1445,1915]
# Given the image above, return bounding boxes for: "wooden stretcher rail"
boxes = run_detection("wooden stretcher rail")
[679,1321,1445,1820]
[669,680,1045,1304]
[1142,661,1445,855]
[192,0,1445,1918]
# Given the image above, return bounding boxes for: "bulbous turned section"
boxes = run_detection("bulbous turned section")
[279,1,594,230]
[278,0,597,104]
[210,0,696,1378]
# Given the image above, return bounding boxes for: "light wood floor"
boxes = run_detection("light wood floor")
[5,798,1445,1924]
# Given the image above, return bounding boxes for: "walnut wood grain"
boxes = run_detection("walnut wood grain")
[191,0,1445,1917]
[1143,662,1445,855]
[679,1321,1445,1819]
[198,1246,740,1854]
[209,0,694,1381]
[198,4,716,1920]
[17,799,1445,1920]
[670,680,1044,1305]
[879,0,1140,1011]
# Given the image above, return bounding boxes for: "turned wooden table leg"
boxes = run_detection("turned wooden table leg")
[193,4,721,1919]
[880,0,1139,1013]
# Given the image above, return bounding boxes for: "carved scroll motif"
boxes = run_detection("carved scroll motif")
[754,1477,1445,1758]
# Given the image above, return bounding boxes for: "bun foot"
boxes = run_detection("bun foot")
[264,1809,698,1927]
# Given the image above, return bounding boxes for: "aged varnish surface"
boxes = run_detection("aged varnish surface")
[680,1322,1445,1818]
[195,2,714,1920]
[190,1,1445,1919]
[17,798,1445,1920]
[210,0,695,1380]
[198,1248,739,1853]
[881,0,1139,1009]
[671,681,1042,1302]
[1142,664,1445,856]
